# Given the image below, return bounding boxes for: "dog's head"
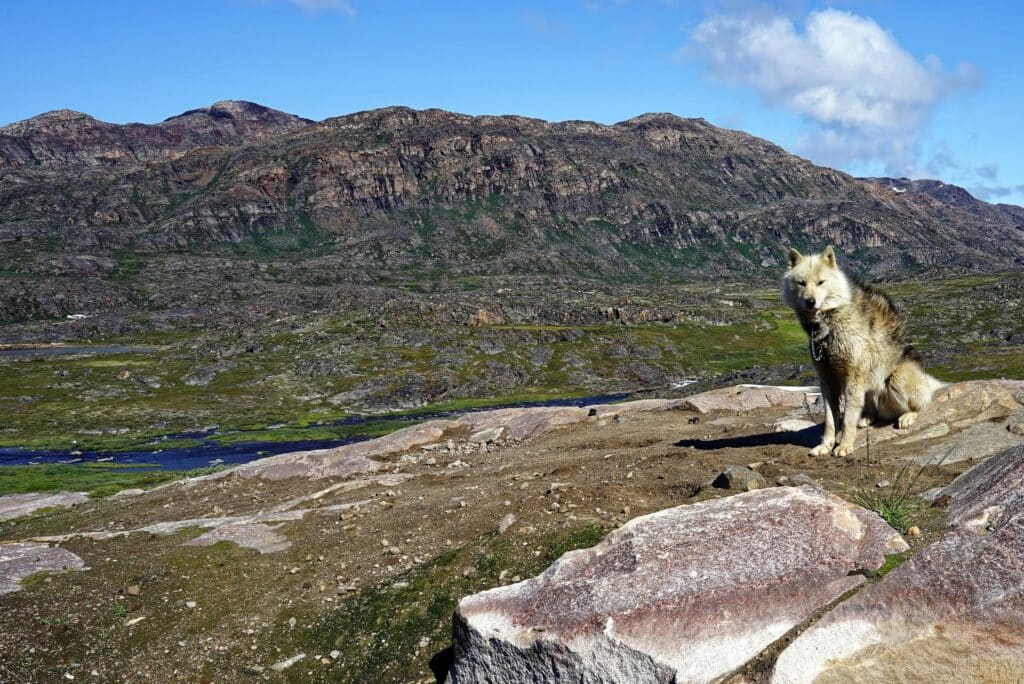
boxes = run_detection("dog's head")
[781,245,852,313]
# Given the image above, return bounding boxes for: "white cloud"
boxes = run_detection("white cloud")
[688,9,980,174]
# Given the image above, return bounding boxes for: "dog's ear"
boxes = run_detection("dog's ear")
[787,248,802,267]
[822,245,836,268]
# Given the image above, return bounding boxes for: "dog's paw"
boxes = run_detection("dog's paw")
[809,443,834,457]
[833,443,855,457]
[857,416,874,428]
[896,411,918,430]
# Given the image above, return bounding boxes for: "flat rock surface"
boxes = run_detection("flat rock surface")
[773,443,1024,684]
[185,522,292,554]
[450,486,906,684]
[0,491,89,521]
[0,542,85,594]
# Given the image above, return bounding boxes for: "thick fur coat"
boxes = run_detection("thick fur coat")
[782,246,944,457]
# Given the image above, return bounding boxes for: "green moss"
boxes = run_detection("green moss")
[280,523,607,682]
[863,553,908,581]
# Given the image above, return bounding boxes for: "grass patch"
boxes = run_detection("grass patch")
[0,463,179,497]
[282,523,607,682]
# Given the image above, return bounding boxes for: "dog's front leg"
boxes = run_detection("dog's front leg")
[834,381,866,457]
[810,380,838,456]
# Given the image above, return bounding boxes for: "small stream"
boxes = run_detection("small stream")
[0,392,634,471]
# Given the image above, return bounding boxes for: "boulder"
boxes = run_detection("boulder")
[449,486,906,683]
[772,443,1024,683]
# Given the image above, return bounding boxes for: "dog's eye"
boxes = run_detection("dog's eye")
[817,280,824,286]
[796,280,806,286]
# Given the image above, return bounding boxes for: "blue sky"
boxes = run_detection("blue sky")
[2,0,1022,204]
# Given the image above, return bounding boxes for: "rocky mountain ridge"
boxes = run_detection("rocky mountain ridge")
[2,102,1023,282]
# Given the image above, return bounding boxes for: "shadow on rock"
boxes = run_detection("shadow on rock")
[430,646,455,683]
[675,424,822,450]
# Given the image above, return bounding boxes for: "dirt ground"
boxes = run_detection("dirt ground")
[0,399,968,683]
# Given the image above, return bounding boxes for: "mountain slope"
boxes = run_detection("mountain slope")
[1,104,1022,282]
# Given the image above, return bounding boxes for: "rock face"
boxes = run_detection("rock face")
[0,542,85,594]
[772,443,1024,683]
[3,104,1023,281]
[449,486,907,684]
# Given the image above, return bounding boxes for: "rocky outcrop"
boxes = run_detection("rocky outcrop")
[0,542,85,594]
[449,486,906,683]
[772,443,1024,683]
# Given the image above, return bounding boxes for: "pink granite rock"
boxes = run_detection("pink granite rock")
[449,486,906,683]
[772,442,1024,684]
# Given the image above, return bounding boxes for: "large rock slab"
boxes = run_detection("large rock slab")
[449,486,906,683]
[680,385,820,414]
[772,443,1024,683]
[185,522,291,554]
[0,542,86,594]
[453,406,590,441]
[227,420,449,480]
[945,443,1024,530]
[857,379,1024,449]
[0,491,89,521]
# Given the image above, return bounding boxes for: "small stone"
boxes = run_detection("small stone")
[392,581,409,589]
[288,617,297,628]
[907,526,921,537]
[185,601,197,609]
[271,653,306,672]
[876,480,892,489]
[124,616,145,627]
[425,457,437,466]
[126,585,140,596]
[321,657,331,665]
[712,465,768,491]
[791,473,818,487]
[388,546,401,556]
[498,513,517,534]
[330,650,341,659]
[289,566,299,574]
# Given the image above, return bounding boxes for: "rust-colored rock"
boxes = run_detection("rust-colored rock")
[449,486,906,683]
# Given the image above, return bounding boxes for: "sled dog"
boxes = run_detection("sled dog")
[782,246,944,456]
